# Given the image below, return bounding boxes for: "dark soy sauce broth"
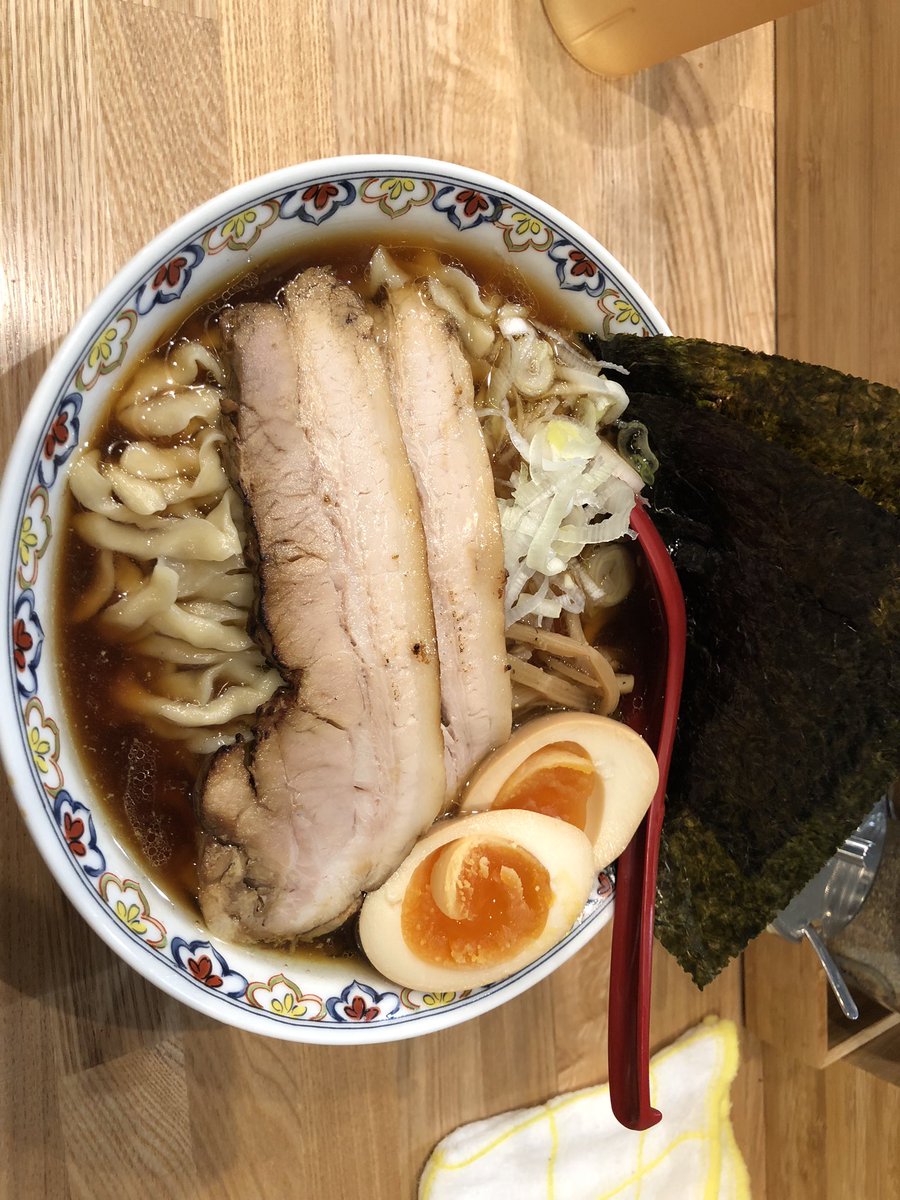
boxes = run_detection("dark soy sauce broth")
[57,235,655,956]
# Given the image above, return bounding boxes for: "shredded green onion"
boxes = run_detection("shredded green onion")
[616,421,659,487]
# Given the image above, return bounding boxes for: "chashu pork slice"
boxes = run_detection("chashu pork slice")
[198,268,446,943]
[383,284,511,800]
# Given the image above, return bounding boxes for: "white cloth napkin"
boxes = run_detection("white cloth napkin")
[419,1017,749,1200]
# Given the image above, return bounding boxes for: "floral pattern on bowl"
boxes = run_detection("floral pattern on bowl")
[100,873,168,949]
[171,938,249,998]
[1,158,664,1042]
[246,974,325,1020]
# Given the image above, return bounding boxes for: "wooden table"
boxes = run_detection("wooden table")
[0,2,891,1197]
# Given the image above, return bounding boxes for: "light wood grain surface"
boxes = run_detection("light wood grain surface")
[3,1,888,1197]
[757,2,900,1196]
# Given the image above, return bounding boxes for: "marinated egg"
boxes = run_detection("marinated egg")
[358,809,595,991]
[457,713,658,870]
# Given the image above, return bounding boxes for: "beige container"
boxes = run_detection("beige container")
[543,0,819,77]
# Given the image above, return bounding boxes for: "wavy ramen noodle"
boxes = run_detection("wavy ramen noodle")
[68,342,283,754]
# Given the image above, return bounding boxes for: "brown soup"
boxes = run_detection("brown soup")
[56,238,655,938]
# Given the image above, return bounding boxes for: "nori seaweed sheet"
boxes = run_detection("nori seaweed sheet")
[586,335,899,516]
[581,341,899,986]
[633,393,898,985]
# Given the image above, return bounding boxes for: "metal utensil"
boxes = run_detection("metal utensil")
[772,863,859,1020]
[819,798,888,940]
[771,798,890,1020]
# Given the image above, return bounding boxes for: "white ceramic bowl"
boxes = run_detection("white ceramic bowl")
[0,155,667,1042]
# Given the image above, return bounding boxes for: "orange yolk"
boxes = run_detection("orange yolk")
[401,841,551,967]
[492,743,596,830]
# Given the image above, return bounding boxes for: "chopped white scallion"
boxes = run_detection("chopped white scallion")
[497,414,640,624]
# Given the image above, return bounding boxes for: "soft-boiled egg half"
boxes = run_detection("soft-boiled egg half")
[457,713,659,870]
[358,809,595,991]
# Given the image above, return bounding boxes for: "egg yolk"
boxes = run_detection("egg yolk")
[401,840,551,967]
[492,743,595,830]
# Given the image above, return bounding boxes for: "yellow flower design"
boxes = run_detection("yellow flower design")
[99,875,167,946]
[28,725,51,773]
[115,899,148,935]
[381,177,415,201]
[361,176,436,218]
[270,992,300,1017]
[87,326,119,368]
[18,489,52,588]
[78,312,135,389]
[497,208,553,252]
[203,201,278,254]
[222,210,257,241]
[18,517,39,568]
[24,699,62,792]
[511,211,544,237]
[422,992,456,1007]
[613,298,642,326]
[246,973,324,1019]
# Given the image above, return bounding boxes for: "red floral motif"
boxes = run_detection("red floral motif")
[568,250,598,279]
[302,183,339,211]
[13,618,33,672]
[63,812,87,857]
[43,411,69,460]
[187,955,224,989]
[456,188,489,219]
[344,995,379,1022]
[152,256,188,289]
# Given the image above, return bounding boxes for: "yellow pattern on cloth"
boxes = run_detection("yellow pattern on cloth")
[419,1018,749,1200]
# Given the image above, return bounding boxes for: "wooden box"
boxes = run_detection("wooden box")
[744,931,900,1069]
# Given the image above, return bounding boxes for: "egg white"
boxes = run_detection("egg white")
[457,712,659,869]
[358,809,595,992]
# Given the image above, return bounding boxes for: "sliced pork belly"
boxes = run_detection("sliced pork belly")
[384,285,511,799]
[198,269,446,942]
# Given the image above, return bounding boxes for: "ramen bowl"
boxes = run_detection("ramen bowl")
[0,155,667,1042]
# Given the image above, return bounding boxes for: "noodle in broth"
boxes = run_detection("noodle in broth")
[58,241,647,932]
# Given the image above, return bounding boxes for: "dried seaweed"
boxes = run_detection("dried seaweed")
[584,338,899,986]
[584,334,900,516]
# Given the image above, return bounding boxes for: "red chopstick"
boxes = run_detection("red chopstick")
[608,502,686,1130]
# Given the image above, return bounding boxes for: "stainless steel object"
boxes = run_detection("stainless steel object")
[819,799,887,939]
[770,798,890,1021]
[829,794,900,1015]
[772,865,860,1019]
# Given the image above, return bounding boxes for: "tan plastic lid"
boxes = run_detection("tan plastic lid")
[543,0,819,78]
